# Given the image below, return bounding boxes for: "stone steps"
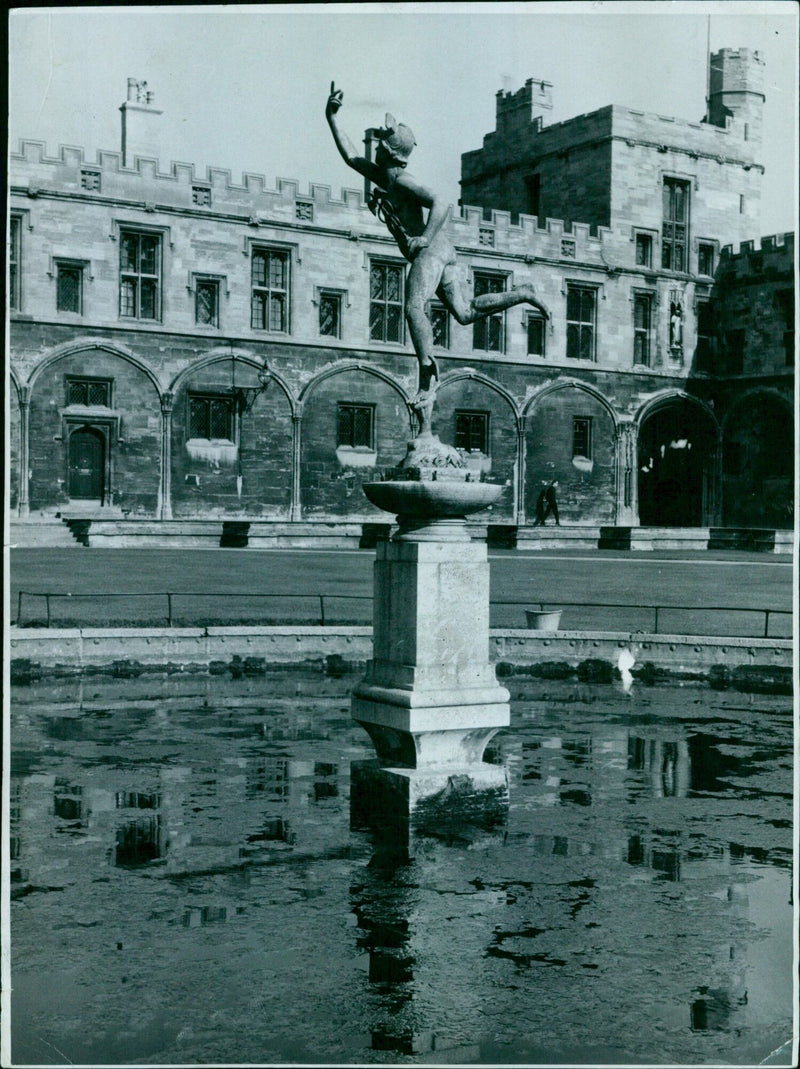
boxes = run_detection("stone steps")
[9,518,794,553]
[599,526,711,551]
[707,527,781,552]
[516,526,602,551]
[9,520,81,548]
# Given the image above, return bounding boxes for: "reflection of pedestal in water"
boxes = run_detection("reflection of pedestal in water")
[350,431,510,828]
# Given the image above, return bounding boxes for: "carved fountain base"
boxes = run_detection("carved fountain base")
[350,431,510,829]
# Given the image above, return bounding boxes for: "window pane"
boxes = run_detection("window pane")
[121,234,138,272]
[454,415,470,450]
[251,293,265,330]
[567,287,581,321]
[635,234,651,267]
[353,408,372,447]
[189,398,209,438]
[269,255,286,289]
[319,295,339,336]
[337,406,353,446]
[57,267,81,313]
[140,236,158,275]
[674,184,686,220]
[196,282,218,326]
[580,289,594,323]
[474,273,503,298]
[527,316,544,355]
[386,267,402,303]
[68,381,87,405]
[269,293,285,332]
[120,279,137,317]
[252,253,267,288]
[370,266,385,301]
[386,304,402,342]
[431,307,449,348]
[580,325,593,361]
[369,303,385,341]
[87,381,109,406]
[338,404,372,448]
[210,400,230,439]
[140,280,157,319]
[487,315,503,351]
[573,418,591,458]
[566,322,579,359]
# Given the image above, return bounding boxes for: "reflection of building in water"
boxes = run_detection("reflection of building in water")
[518,726,691,814]
[9,740,343,889]
[627,736,691,797]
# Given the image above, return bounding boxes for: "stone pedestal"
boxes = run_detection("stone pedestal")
[351,519,510,770]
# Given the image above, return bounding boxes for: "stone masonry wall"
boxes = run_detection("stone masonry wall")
[299,367,411,519]
[170,359,294,518]
[8,125,791,528]
[28,347,161,514]
[524,385,617,524]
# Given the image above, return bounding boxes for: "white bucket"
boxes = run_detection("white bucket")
[525,609,562,631]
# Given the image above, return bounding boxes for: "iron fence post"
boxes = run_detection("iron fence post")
[764,609,770,639]
[653,605,659,634]
[319,595,325,626]
[46,594,51,629]
[17,590,23,625]
[167,593,173,628]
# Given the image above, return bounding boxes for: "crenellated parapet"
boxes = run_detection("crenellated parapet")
[452,205,613,263]
[10,136,622,267]
[9,138,374,221]
[720,232,794,258]
[718,233,795,281]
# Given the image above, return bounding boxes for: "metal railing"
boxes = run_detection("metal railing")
[15,590,372,628]
[491,600,792,639]
[13,589,792,638]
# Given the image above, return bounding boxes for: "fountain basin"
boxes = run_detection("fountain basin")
[362,479,502,519]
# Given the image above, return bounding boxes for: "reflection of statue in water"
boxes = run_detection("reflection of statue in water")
[326,82,547,435]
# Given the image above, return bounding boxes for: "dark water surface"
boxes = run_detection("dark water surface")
[9,673,795,1066]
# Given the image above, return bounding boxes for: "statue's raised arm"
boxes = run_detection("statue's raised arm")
[325,82,380,183]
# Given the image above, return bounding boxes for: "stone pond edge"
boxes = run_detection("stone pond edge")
[8,626,794,693]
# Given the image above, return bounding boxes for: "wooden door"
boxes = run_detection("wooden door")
[68,427,104,500]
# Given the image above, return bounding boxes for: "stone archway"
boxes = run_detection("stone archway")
[524,383,617,525]
[722,392,793,529]
[637,398,718,527]
[27,345,161,514]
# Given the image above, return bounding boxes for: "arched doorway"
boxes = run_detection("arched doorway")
[68,426,105,502]
[637,400,718,527]
[722,393,793,528]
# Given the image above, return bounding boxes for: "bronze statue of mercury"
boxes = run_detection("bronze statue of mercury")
[326,82,547,426]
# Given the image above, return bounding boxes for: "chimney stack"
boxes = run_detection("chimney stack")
[120,78,163,167]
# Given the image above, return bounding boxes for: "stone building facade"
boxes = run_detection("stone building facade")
[8,55,794,532]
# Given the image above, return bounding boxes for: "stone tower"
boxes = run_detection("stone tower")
[706,47,765,149]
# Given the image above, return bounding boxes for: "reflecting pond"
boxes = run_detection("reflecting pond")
[9,672,795,1066]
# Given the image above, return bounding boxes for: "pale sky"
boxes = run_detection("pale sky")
[8,2,799,237]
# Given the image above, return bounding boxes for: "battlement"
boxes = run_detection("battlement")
[720,232,794,258]
[9,138,369,212]
[9,136,618,263]
[496,77,553,133]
